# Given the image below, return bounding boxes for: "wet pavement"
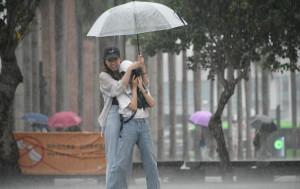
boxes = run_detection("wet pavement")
[3,176,299,189]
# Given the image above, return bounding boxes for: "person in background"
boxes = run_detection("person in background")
[253,128,271,159]
[65,125,81,132]
[31,123,51,132]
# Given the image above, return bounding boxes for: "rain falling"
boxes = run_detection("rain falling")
[0,0,300,189]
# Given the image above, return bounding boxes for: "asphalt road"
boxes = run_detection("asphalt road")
[3,176,299,189]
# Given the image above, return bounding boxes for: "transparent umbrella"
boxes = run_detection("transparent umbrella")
[87,0,187,54]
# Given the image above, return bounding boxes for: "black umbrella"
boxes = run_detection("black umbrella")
[249,115,277,133]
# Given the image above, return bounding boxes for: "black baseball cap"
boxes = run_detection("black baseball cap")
[104,47,120,60]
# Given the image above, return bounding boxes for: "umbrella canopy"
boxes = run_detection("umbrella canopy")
[87,1,186,37]
[249,115,277,133]
[87,1,187,53]
[47,111,83,128]
[21,113,48,124]
[189,111,212,127]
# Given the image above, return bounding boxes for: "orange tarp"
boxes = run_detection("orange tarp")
[13,132,106,175]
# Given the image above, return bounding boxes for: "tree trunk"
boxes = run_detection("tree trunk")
[227,97,233,159]
[193,52,201,160]
[13,43,24,131]
[244,75,252,159]
[290,65,297,158]
[217,76,223,101]
[0,53,23,181]
[213,75,222,160]
[31,15,40,114]
[182,50,189,160]
[237,76,243,160]
[208,79,215,160]
[210,80,215,113]
[209,81,235,181]
[261,63,270,158]
[147,55,158,157]
[226,67,234,159]
[40,0,52,116]
[157,51,164,160]
[168,53,176,159]
[22,34,32,131]
[93,39,100,131]
[262,68,269,116]
[48,0,56,115]
[75,3,84,129]
[66,0,79,121]
[209,56,239,181]
[0,0,40,182]
[55,0,68,112]
[255,63,259,114]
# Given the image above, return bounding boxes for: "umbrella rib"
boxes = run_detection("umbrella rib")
[133,2,182,34]
[147,3,172,29]
[133,3,185,34]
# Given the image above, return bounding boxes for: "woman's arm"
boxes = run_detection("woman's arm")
[99,72,126,97]
[137,77,154,107]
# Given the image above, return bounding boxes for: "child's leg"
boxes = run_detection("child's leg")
[137,119,160,189]
[106,119,138,189]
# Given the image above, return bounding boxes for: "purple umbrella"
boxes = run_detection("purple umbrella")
[189,111,212,127]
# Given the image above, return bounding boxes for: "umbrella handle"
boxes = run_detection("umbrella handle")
[132,0,140,55]
[137,34,140,55]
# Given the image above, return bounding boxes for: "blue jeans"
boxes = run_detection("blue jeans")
[107,118,160,189]
[104,105,132,185]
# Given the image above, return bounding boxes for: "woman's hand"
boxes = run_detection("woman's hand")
[130,60,142,70]
[129,55,144,70]
[138,55,144,67]
[138,55,148,87]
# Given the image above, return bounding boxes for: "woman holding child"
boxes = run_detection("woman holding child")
[98,47,158,188]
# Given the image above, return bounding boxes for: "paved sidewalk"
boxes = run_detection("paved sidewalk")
[4,176,299,189]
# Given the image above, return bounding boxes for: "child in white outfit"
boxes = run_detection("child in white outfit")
[106,60,160,189]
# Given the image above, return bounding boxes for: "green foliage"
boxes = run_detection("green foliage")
[136,27,188,56]
[0,0,40,55]
[76,0,107,34]
[141,0,300,75]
